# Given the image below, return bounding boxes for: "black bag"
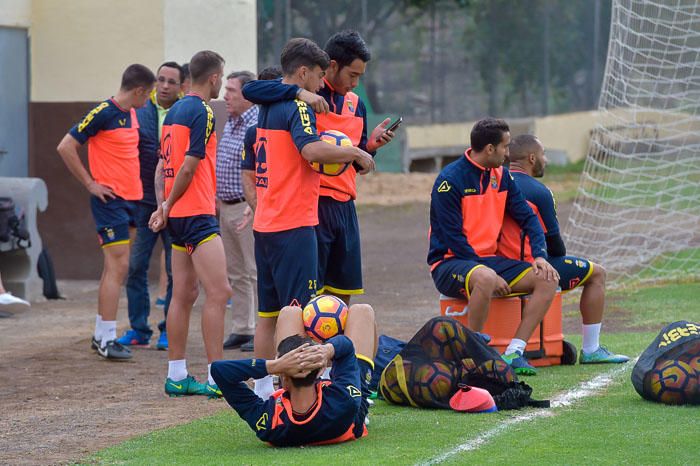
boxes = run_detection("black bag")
[379,316,548,410]
[369,334,406,393]
[37,248,63,300]
[0,197,30,248]
[631,320,700,405]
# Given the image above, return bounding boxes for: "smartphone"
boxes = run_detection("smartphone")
[377,117,402,141]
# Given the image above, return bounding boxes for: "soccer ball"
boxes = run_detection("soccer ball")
[476,359,517,384]
[302,294,348,342]
[411,361,456,404]
[309,130,352,176]
[646,359,699,405]
[380,358,413,405]
[419,318,468,361]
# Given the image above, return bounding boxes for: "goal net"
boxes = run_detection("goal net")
[564,0,700,288]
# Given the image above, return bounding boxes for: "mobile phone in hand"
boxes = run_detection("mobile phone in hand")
[376,117,402,141]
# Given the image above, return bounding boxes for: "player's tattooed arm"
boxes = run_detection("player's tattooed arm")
[154,158,165,205]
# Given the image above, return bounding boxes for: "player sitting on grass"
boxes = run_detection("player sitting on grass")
[497,134,629,364]
[211,304,376,447]
[428,118,560,376]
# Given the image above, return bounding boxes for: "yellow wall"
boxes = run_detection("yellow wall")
[29,0,257,102]
[0,0,31,27]
[406,111,601,162]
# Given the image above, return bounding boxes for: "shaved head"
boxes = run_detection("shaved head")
[508,134,542,163]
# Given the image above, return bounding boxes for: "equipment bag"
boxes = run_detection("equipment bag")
[631,320,700,405]
[369,334,406,393]
[379,316,548,410]
[0,197,30,248]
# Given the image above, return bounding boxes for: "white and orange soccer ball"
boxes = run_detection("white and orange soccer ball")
[302,294,349,342]
[309,130,353,176]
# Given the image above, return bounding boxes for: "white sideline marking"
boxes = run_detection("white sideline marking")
[420,363,633,465]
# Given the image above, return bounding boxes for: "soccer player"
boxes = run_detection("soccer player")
[428,118,560,375]
[242,30,394,305]
[57,64,156,360]
[149,51,232,396]
[118,61,183,351]
[210,303,376,447]
[497,134,630,364]
[242,37,375,398]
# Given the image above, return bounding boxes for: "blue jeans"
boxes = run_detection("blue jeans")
[126,202,173,339]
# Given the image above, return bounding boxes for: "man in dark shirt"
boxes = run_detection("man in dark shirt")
[498,134,629,364]
[211,303,376,447]
[428,118,559,375]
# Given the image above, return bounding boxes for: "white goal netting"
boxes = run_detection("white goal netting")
[564,0,700,288]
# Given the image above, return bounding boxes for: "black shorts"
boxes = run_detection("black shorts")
[168,215,220,255]
[254,227,318,317]
[89,196,135,247]
[432,256,532,299]
[548,256,593,291]
[317,196,363,295]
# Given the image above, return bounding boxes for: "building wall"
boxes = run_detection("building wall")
[0,0,31,27]
[26,0,257,278]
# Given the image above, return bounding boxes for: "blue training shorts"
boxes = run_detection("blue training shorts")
[317,196,363,296]
[548,255,593,291]
[254,226,319,318]
[431,256,532,299]
[90,195,135,247]
[167,215,220,255]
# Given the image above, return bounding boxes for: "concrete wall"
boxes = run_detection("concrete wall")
[23,0,257,278]
[0,0,31,27]
[406,111,602,166]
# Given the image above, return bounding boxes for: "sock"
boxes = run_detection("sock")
[100,321,117,347]
[254,375,274,399]
[582,323,602,354]
[94,315,103,341]
[168,359,188,381]
[208,364,215,385]
[505,338,527,356]
[356,354,375,399]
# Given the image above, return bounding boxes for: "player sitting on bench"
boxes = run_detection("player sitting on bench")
[210,304,377,447]
[497,134,629,364]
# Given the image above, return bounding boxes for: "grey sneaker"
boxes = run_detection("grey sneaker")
[97,340,133,360]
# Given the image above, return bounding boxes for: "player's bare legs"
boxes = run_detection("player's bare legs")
[275,306,305,347]
[191,236,232,364]
[580,263,605,325]
[99,243,130,323]
[510,270,557,342]
[255,317,278,359]
[465,267,498,332]
[167,250,199,361]
[344,304,377,359]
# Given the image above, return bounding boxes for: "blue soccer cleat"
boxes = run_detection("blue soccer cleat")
[580,346,630,364]
[502,350,537,376]
[156,331,168,351]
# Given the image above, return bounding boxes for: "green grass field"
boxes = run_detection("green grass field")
[86,282,700,465]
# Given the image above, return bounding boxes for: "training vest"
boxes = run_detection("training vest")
[252,127,320,232]
[316,91,363,202]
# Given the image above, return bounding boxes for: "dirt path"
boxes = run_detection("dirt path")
[1,185,585,464]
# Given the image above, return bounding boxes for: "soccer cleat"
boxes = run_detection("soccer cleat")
[164,375,208,397]
[501,351,537,376]
[156,331,168,351]
[116,329,150,347]
[155,297,166,308]
[97,340,133,360]
[580,346,630,364]
[205,383,223,399]
[91,336,100,351]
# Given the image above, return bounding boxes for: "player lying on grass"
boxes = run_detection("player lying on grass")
[497,134,629,364]
[211,304,376,447]
[428,118,560,376]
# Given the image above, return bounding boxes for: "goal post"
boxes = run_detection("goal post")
[564,0,700,288]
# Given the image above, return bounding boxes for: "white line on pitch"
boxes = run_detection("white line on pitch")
[419,363,633,466]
